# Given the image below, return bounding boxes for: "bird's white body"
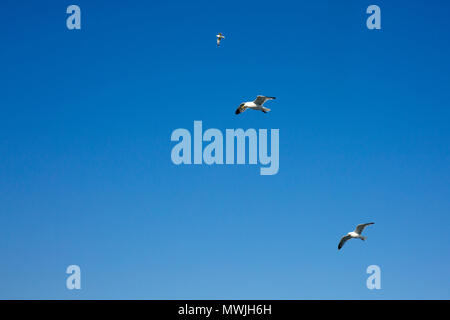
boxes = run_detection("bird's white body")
[235,96,276,114]
[338,222,374,250]
[347,231,366,240]
[244,102,265,111]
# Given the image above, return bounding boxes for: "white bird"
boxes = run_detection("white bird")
[338,222,374,250]
[216,33,225,46]
[235,96,276,115]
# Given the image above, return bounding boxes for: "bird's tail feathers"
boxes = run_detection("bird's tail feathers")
[361,236,367,241]
[262,107,271,113]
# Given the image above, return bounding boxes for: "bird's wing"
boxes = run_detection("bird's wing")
[253,96,276,105]
[235,105,247,115]
[354,222,374,234]
[338,235,352,250]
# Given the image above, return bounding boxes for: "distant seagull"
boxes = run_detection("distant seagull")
[235,96,276,115]
[338,222,374,250]
[216,33,225,46]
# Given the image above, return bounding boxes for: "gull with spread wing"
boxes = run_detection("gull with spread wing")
[216,33,225,46]
[338,222,374,250]
[235,96,276,115]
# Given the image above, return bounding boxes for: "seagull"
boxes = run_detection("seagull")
[338,222,374,250]
[235,96,276,115]
[216,33,225,46]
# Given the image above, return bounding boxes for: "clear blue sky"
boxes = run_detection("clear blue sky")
[0,0,449,299]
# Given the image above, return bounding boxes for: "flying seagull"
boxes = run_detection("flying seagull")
[338,222,374,250]
[235,96,276,115]
[216,33,225,46]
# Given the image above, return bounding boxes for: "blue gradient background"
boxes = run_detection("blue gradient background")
[0,0,449,299]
